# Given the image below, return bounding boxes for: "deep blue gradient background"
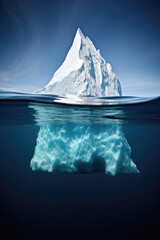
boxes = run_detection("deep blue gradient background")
[0,124,160,239]
[0,0,160,96]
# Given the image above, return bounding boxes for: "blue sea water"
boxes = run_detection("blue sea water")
[0,91,160,239]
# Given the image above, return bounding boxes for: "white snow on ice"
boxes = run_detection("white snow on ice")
[35,28,122,97]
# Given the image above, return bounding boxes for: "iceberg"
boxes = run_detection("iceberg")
[31,28,139,175]
[35,28,122,96]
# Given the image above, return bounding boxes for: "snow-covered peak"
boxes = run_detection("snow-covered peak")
[77,27,85,38]
[35,28,122,96]
[48,28,83,86]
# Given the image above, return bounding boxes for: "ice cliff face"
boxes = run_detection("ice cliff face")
[35,28,122,96]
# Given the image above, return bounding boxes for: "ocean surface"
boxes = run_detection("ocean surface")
[0,90,160,239]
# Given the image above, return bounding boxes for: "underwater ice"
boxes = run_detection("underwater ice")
[31,123,139,175]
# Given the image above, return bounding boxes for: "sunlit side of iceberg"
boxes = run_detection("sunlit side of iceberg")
[30,123,139,175]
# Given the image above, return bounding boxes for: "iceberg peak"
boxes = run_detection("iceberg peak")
[35,28,122,96]
[76,27,84,37]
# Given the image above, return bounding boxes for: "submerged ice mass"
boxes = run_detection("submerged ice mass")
[35,28,122,96]
[30,103,139,175]
[31,124,138,175]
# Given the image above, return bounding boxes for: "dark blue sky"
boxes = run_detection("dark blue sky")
[0,0,160,96]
